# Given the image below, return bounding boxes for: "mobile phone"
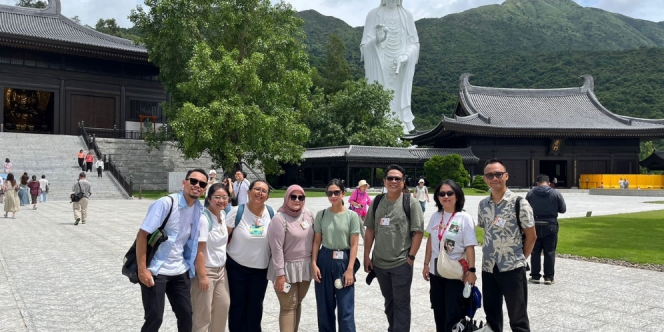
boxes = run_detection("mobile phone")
[283,283,291,293]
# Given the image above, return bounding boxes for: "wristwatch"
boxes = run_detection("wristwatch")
[468,267,476,273]
[408,254,416,261]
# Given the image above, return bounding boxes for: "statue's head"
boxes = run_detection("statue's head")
[381,0,402,7]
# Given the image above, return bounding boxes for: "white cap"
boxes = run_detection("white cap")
[419,179,425,183]
[209,170,217,174]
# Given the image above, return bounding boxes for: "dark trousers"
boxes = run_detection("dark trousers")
[226,255,268,332]
[482,266,530,332]
[429,274,465,332]
[314,247,356,332]
[97,166,103,178]
[373,262,413,332]
[140,272,193,332]
[86,162,93,172]
[77,158,84,168]
[530,224,558,280]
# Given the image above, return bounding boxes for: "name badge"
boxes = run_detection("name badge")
[380,217,391,226]
[333,251,344,259]
[301,221,310,230]
[494,217,506,228]
[249,225,265,237]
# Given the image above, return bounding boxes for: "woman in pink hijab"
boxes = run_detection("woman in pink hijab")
[267,185,315,332]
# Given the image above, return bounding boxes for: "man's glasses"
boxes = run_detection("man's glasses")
[252,188,269,194]
[437,191,455,197]
[289,195,306,202]
[187,178,208,188]
[211,195,229,201]
[385,176,403,182]
[326,190,342,197]
[484,172,506,180]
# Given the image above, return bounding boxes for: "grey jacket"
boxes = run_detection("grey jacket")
[525,186,566,224]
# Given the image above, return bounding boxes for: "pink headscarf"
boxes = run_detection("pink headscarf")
[278,185,306,218]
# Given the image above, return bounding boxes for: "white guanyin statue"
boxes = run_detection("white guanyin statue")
[361,0,420,134]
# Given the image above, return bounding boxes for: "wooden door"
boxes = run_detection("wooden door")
[69,94,116,135]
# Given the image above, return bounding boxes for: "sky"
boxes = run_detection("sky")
[0,0,662,28]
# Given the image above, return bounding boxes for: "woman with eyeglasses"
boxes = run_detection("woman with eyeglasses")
[312,179,361,332]
[422,179,478,331]
[191,182,231,332]
[226,180,274,332]
[267,185,314,332]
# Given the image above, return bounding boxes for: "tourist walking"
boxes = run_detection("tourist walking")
[222,176,235,214]
[268,185,315,332]
[478,159,536,332]
[191,182,231,332]
[3,173,19,218]
[233,170,250,206]
[225,180,275,332]
[4,158,11,174]
[38,175,49,202]
[526,175,566,285]
[95,159,104,178]
[19,172,30,206]
[77,150,85,169]
[136,169,207,332]
[348,179,372,240]
[27,175,41,210]
[72,172,92,225]
[312,179,360,332]
[208,170,218,186]
[85,151,94,172]
[422,180,478,331]
[364,164,424,332]
[0,175,4,203]
[413,178,430,212]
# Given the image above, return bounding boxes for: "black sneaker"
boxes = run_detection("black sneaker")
[528,277,540,284]
[544,278,555,285]
[82,220,86,224]
[74,218,80,225]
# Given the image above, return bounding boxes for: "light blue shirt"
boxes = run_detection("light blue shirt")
[140,191,203,278]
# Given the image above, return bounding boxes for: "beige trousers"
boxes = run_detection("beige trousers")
[73,197,88,221]
[275,280,312,332]
[191,266,230,332]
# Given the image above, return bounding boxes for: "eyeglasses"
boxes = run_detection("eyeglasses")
[289,195,305,202]
[484,172,506,180]
[326,190,342,197]
[212,195,229,201]
[252,187,269,194]
[437,191,455,197]
[385,176,403,182]
[187,178,208,188]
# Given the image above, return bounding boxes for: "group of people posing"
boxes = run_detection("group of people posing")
[136,159,566,332]
[2,158,49,218]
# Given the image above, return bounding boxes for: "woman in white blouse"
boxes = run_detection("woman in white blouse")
[191,182,231,332]
[422,180,478,332]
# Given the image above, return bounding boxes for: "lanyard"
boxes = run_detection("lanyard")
[437,211,456,242]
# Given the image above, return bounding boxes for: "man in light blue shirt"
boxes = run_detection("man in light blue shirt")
[136,169,207,332]
[233,170,250,205]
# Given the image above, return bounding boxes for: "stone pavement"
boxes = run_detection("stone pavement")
[0,193,663,331]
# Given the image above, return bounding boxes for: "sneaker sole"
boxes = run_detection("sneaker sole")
[528,279,540,284]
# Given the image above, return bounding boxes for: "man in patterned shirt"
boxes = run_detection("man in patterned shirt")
[478,159,536,332]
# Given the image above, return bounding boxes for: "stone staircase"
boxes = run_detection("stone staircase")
[0,133,128,201]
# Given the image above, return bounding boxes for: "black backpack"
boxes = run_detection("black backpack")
[372,193,411,222]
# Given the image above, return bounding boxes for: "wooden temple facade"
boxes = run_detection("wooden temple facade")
[0,0,165,136]
[408,74,664,188]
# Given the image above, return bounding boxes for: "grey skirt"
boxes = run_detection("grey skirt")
[267,258,312,283]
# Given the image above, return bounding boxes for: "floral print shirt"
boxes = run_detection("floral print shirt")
[477,189,535,273]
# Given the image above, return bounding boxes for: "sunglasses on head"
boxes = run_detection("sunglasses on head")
[289,194,305,202]
[437,191,455,198]
[326,190,342,197]
[484,172,506,180]
[385,176,403,182]
[187,178,208,188]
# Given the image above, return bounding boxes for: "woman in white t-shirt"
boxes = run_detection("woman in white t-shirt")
[191,182,231,332]
[225,180,274,331]
[422,179,478,331]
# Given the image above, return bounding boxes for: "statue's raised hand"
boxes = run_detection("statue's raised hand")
[375,24,388,44]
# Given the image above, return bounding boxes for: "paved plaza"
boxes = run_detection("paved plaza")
[0,192,663,331]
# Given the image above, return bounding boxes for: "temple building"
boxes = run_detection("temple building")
[408,74,664,188]
[0,0,165,136]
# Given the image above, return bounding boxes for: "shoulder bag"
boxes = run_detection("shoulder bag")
[436,212,467,280]
[122,196,174,284]
[70,181,86,203]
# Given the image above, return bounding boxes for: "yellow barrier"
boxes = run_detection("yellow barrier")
[579,174,664,189]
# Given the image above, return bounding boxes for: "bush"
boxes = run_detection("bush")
[424,154,470,187]
[471,175,489,191]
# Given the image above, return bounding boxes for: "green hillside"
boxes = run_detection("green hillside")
[298,0,664,130]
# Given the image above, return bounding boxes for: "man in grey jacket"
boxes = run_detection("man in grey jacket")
[525,174,566,285]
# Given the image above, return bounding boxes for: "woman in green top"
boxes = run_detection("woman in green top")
[312,179,360,332]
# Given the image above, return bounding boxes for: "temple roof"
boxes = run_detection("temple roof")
[302,146,479,164]
[640,151,664,171]
[0,0,147,60]
[408,74,664,144]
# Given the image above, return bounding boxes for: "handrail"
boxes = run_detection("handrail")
[78,122,133,197]
[84,126,142,140]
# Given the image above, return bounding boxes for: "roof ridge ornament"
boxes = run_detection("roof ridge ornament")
[460,73,474,92]
[42,0,61,15]
[580,74,594,92]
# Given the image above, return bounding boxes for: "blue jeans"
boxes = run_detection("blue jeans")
[419,201,426,213]
[315,247,357,332]
[39,192,47,202]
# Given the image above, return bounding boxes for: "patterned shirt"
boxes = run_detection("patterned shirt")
[477,189,535,273]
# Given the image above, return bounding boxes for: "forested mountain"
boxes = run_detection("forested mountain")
[297,0,664,130]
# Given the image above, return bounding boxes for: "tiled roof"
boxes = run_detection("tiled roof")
[448,73,664,130]
[302,146,479,164]
[408,148,479,163]
[0,1,146,54]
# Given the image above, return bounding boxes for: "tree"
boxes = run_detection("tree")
[424,154,470,188]
[15,0,46,8]
[471,175,489,191]
[70,16,81,24]
[130,0,313,174]
[304,79,409,148]
[322,34,352,94]
[95,19,121,36]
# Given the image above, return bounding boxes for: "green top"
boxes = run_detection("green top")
[364,193,424,269]
[314,208,361,250]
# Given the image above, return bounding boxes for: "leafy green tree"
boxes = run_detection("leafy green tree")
[322,34,352,94]
[94,18,142,43]
[15,0,46,8]
[424,154,470,188]
[471,175,489,191]
[304,79,408,148]
[131,0,312,174]
[70,16,81,24]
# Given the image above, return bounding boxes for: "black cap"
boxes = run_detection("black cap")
[366,269,376,285]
